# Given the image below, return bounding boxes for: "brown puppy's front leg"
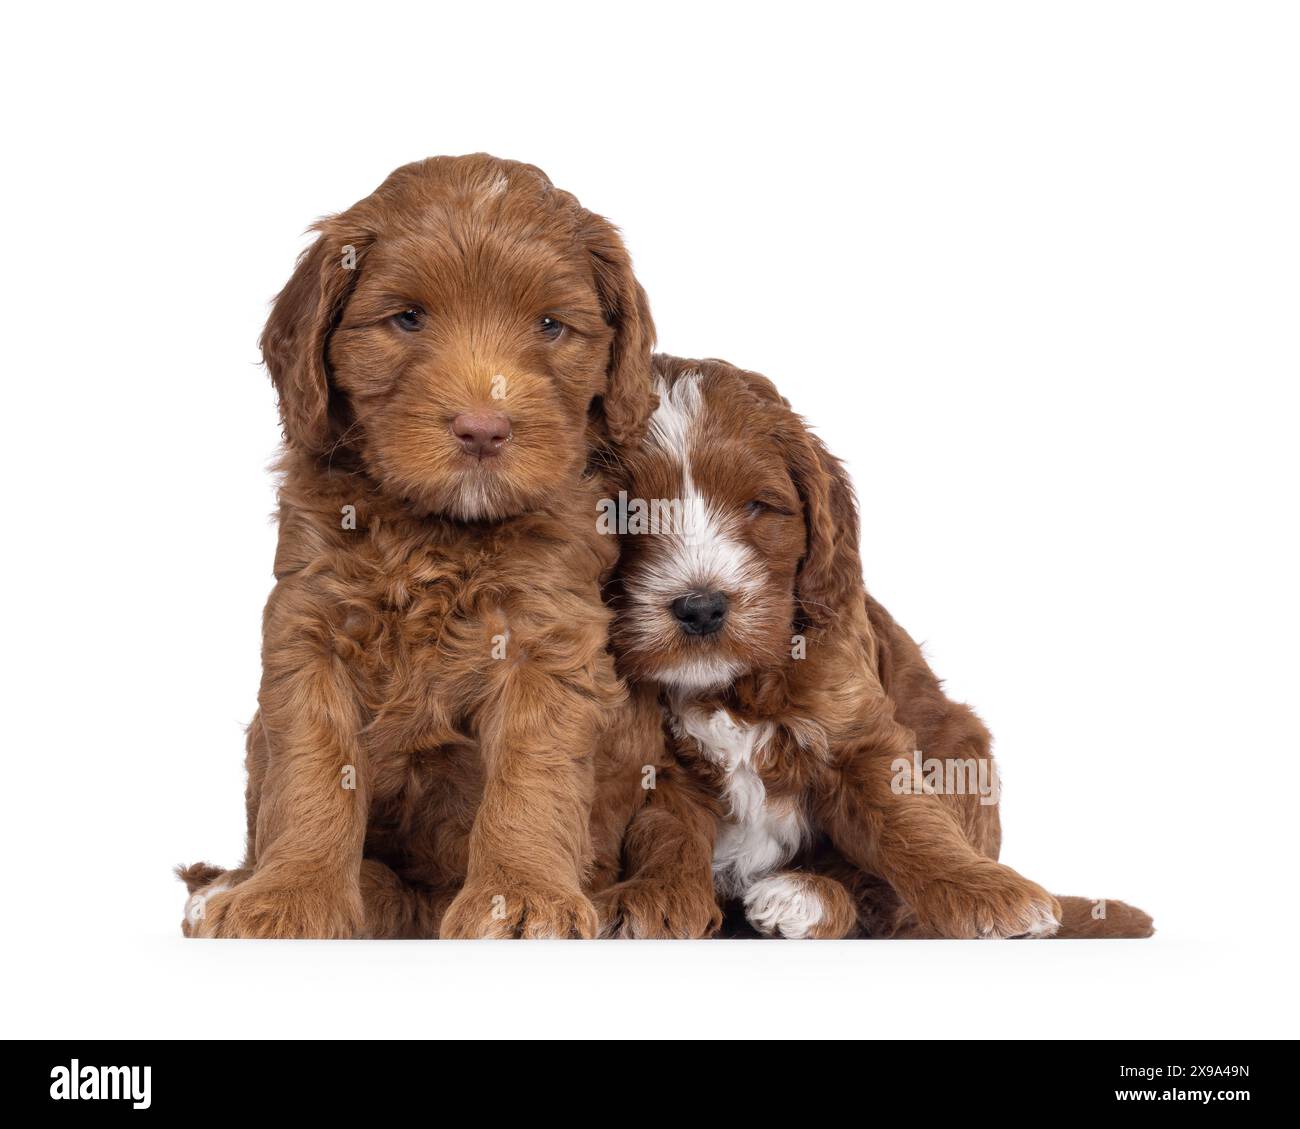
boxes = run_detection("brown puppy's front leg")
[440,651,604,939]
[193,620,369,938]
[821,719,1060,939]
[588,682,722,938]
[596,762,723,938]
[587,681,667,895]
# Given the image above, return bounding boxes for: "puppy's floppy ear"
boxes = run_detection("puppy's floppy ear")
[776,409,864,627]
[583,215,657,446]
[726,365,863,626]
[260,218,367,455]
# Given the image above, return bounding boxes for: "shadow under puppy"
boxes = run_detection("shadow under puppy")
[597,356,1154,939]
[179,154,656,938]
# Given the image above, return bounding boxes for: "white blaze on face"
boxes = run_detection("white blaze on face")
[629,372,766,691]
[643,374,762,597]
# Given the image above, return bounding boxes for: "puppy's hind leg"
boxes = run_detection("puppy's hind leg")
[1050,895,1154,939]
[176,863,252,937]
[179,859,457,939]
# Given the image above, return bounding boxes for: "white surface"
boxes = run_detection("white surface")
[2,1,1296,1039]
[9,935,1288,1041]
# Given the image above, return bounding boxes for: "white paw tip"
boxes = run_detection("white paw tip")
[975,898,1060,939]
[743,874,823,939]
[1022,901,1062,938]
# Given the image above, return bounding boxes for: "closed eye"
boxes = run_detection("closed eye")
[745,498,794,518]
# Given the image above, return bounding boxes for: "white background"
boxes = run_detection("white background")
[2,0,1296,1039]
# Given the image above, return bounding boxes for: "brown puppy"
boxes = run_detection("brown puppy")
[179,154,655,938]
[597,355,1154,939]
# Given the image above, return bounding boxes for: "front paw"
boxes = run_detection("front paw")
[440,879,598,939]
[743,872,856,939]
[189,874,362,939]
[595,878,723,939]
[913,863,1061,939]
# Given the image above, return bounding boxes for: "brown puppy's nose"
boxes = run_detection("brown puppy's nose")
[451,411,512,458]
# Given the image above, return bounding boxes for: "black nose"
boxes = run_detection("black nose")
[670,591,728,636]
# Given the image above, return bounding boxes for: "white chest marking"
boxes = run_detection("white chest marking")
[672,707,807,899]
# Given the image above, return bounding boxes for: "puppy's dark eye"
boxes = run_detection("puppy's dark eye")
[393,308,424,332]
[538,316,565,341]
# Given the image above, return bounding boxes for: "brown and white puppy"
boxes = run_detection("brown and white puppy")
[179,154,655,938]
[597,355,1154,939]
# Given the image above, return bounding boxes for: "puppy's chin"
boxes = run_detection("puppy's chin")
[615,624,752,697]
[385,462,562,523]
[440,468,537,522]
[653,652,747,696]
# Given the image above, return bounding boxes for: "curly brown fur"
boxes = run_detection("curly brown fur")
[179,154,657,939]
